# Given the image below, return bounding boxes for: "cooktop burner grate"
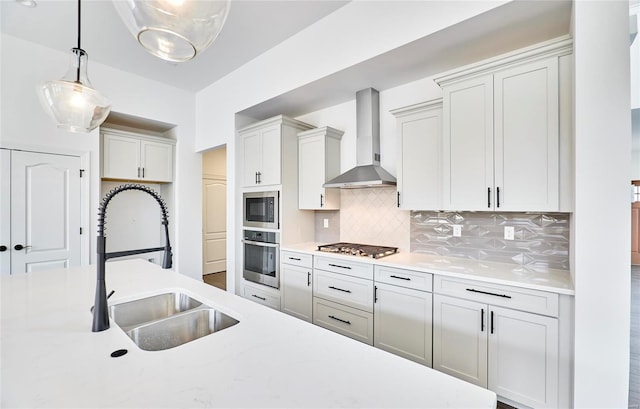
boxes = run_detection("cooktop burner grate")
[317,242,398,259]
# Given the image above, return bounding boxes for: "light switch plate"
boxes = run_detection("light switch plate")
[323,218,329,228]
[504,226,515,241]
[452,225,462,237]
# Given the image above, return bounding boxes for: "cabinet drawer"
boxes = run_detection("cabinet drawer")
[314,269,374,312]
[242,285,280,311]
[281,251,313,268]
[433,276,558,317]
[374,265,432,292]
[313,297,373,345]
[314,256,373,280]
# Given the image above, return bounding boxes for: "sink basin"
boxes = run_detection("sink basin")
[125,308,239,351]
[109,292,202,330]
[108,292,239,351]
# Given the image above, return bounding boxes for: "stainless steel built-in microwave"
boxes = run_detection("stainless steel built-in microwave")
[243,191,279,229]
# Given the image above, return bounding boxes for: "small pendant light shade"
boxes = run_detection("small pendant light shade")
[113,0,230,62]
[39,48,111,133]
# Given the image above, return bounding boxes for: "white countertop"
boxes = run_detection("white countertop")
[1,259,496,408]
[282,242,574,295]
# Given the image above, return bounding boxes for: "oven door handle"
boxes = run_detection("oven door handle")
[242,239,279,248]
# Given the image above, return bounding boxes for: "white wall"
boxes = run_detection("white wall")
[0,34,203,280]
[572,1,631,407]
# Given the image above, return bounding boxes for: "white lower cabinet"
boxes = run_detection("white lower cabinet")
[280,251,313,322]
[374,282,432,367]
[242,282,280,310]
[433,281,560,408]
[313,297,374,345]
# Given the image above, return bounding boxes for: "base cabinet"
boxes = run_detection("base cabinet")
[242,282,280,310]
[281,251,313,322]
[433,293,559,408]
[374,282,432,367]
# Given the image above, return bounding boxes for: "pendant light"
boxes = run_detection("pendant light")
[113,0,230,62]
[38,0,111,133]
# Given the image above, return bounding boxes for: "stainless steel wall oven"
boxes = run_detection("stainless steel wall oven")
[242,229,279,289]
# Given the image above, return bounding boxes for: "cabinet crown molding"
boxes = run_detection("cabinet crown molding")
[435,35,573,86]
[297,126,344,140]
[390,98,443,118]
[101,127,176,145]
[237,114,314,134]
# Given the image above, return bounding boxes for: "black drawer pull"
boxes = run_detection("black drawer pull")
[289,257,301,261]
[491,311,495,334]
[328,263,351,270]
[466,288,512,299]
[481,308,485,332]
[251,294,266,301]
[390,275,411,281]
[329,286,351,294]
[328,315,351,325]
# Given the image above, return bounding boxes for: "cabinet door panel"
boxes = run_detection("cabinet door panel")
[398,105,442,210]
[374,283,432,366]
[494,59,559,211]
[442,76,494,210]
[259,125,281,186]
[489,306,558,408]
[141,141,173,182]
[242,131,261,187]
[298,136,324,209]
[103,134,141,180]
[433,294,487,387]
[281,264,312,322]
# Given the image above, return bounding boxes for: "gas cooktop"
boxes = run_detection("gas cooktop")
[317,242,398,259]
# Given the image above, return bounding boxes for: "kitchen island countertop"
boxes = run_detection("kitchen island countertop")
[1,259,496,408]
[282,242,574,295]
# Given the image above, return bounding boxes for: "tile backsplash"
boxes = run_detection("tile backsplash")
[313,189,570,271]
[411,211,570,271]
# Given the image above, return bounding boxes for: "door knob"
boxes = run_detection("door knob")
[14,244,31,251]
[0,245,7,252]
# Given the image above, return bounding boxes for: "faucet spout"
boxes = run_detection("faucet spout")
[92,183,172,332]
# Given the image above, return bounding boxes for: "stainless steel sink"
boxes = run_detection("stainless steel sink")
[109,292,202,330]
[108,292,239,350]
[126,308,239,351]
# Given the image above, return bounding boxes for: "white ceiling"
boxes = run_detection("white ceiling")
[0,0,349,92]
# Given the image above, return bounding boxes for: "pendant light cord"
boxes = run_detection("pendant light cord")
[75,0,81,82]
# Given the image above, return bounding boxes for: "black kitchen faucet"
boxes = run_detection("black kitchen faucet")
[92,184,172,332]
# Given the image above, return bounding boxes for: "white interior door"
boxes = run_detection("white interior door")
[203,177,226,274]
[10,151,81,273]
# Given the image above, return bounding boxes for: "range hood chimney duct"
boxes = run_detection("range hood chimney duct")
[323,88,396,188]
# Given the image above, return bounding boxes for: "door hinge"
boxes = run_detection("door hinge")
[79,169,85,178]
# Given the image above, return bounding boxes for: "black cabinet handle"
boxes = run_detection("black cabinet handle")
[320,194,324,208]
[390,275,410,281]
[496,187,500,208]
[257,172,261,184]
[255,172,258,184]
[487,187,491,208]
[142,168,145,178]
[251,294,266,301]
[328,263,351,270]
[397,192,400,207]
[289,257,301,261]
[466,288,512,299]
[0,245,6,252]
[328,285,351,294]
[328,315,351,325]
[307,272,311,287]
[374,286,378,303]
[490,311,495,334]
[481,308,485,332]
[14,244,32,251]
[137,167,140,178]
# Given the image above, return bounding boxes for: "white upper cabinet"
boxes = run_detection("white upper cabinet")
[437,37,572,212]
[298,127,343,210]
[239,116,314,188]
[391,100,443,210]
[102,129,174,183]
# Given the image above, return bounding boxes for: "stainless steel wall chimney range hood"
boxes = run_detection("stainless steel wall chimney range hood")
[323,88,397,188]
